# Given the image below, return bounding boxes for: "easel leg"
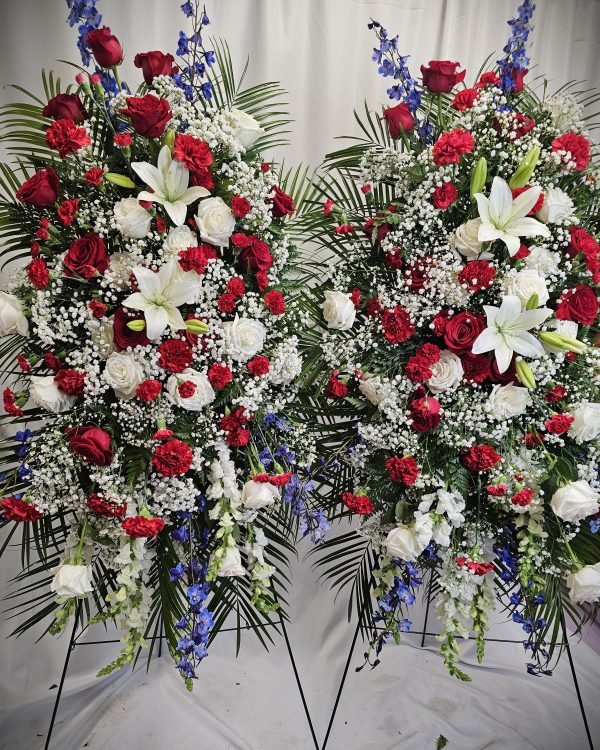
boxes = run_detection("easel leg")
[421,572,433,648]
[44,599,82,750]
[561,612,595,750]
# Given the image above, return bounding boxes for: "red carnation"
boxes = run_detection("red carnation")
[28,258,49,289]
[511,186,543,215]
[350,288,361,308]
[16,354,30,372]
[421,60,465,93]
[43,93,87,122]
[461,444,501,472]
[3,388,23,417]
[1,496,42,522]
[134,50,178,84]
[152,438,193,477]
[65,426,113,466]
[64,233,109,278]
[57,198,80,226]
[365,297,383,318]
[416,343,440,364]
[83,167,104,186]
[218,292,238,313]
[460,352,491,383]
[323,199,334,216]
[87,492,126,518]
[220,406,251,447]
[16,167,59,207]
[247,356,270,376]
[114,133,132,148]
[385,248,403,270]
[458,260,496,291]
[511,488,534,507]
[486,483,507,497]
[86,26,123,67]
[432,310,451,336]
[409,395,441,432]
[227,277,246,297]
[122,515,165,538]
[405,256,430,290]
[432,128,475,166]
[158,339,194,373]
[178,244,218,274]
[121,95,172,139]
[386,456,420,485]
[555,285,599,326]
[512,113,535,139]
[173,133,214,187]
[452,88,479,111]
[43,352,63,372]
[136,379,162,402]
[405,356,433,383]
[46,119,90,158]
[208,363,233,389]
[432,182,458,209]
[325,375,348,399]
[271,186,295,218]
[342,492,374,515]
[476,71,501,88]
[264,290,286,315]
[88,299,106,319]
[545,413,575,435]
[525,432,545,448]
[381,305,415,344]
[444,311,485,353]
[55,368,85,397]
[382,102,414,138]
[551,132,591,171]
[545,385,566,403]
[231,195,251,218]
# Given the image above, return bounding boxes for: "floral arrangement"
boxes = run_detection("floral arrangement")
[0,0,323,687]
[307,0,600,679]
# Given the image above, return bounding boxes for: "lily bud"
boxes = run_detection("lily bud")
[525,292,539,311]
[509,145,541,189]
[163,129,176,151]
[105,172,136,189]
[185,319,209,334]
[470,157,487,200]
[515,359,536,389]
[126,319,146,331]
[555,333,587,354]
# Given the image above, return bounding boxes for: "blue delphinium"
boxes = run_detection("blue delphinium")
[174,3,214,102]
[497,0,536,94]
[368,19,422,113]
[65,0,102,67]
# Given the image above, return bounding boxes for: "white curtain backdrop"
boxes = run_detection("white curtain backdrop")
[1,1,600,749]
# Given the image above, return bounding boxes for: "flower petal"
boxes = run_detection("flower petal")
[489,176,513,224]
[472,327,501,354]
[494,339,514,373]
[133,266,162,297]
[131,162,163,194]
[500,231,521,256]
[163,200,188,227]
[496,296,522,326]
[506,216,551,239]
[512,307,552,330]
[509,186,542,221]
[122,292,150,312]
[477,221,501,243]
[157,145,172,177]
[475,193,492,225]
[506,330,545,359]
[165,305,187,331]
[144,305,170,340]
[179,186,211,204]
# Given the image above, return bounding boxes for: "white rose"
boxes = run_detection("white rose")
[568,402,600,444]
[113,197,152,239]
[166,368,215,411]
[29,375,76,413]
[91,319,115,359]
[162,225,197,258]
[222,316,266,361]
[103,352,144,400]
[488,383,530,420]
[230,108,265,149]
[523,245,560,276]
[241,480,279,510]
[427,350,463,393]
[107,252,136,291]
[503,269,549,307]
[195,197,236,246]
[322,290,356,330]
[51,563,93,597]
[567,563,600,604]
[452,219,492,259]
[384,523,429,562]
[551,480,599,522]
[536,187,574,224]
[0,292,28,337]
[217,546,246,577]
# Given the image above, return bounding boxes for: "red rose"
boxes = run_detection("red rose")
[66,426,113,466]
[382,102,414,138]
[134,50,178,84]
[386,456,420,485]
[89,299,106,319]
[43,93,87,122]
[121,95,172,139]
[556,285,599,326]
[461,444,501,472]
[83,167,104,186]
[421,60,466,93]
[178,245,218,274]
[551,132,591,171]
[122,516,165,538]
[476,71,501,89]
[460,352,490,383]
[406,256,429,290]
[405,356,433,382]
[136,379,162,402]
[231,195,251,218]
[271,186,295,218]
[325,375,348,399]
[247,356,270,376]
[432,128,475,166]
[489,357,517,385]
[173,133,213,187]
[264,290,286,315]
[342,492,374,515]
[381,306,415,344]
[511,186,543,215]
[511,488,534,507]
[55,368,85,396]
[217,292,238,313]
[57,198,80,226]
[545,385,566,403]
[64,233,109,278]
[28,258,49,289]
[86,26,123,67]
[452,88,479,111]
[87,492,126,517]
[158,339,194,373]
[545,413,575,435]
[46,118,90,158]
[432,182,458,209]
[444,311,485,353]
[458,260,496,292]
[152,438,193,477]
[409,395,441,432]
[238,236,273,272]
[113,306,150,351]
[1,496,42,522]
[16,167,59,207]
[208,363,233,389]
[227,277,246,297]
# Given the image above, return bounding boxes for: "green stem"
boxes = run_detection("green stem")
[75,514,88,564]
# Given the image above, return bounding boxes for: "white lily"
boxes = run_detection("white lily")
[472,295,552,373]
[123,259,201,340]
[475,176,551,256]
[131,145,209,226]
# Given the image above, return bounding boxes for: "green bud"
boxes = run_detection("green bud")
[509,145,541,189]
[470,157,487,200]
[525,292,539,310]
[515,359,536,389]
[139,506,153,520]
[105,172,136,189]
[538,331,568,349]
[555,333,587,354]
[163,129,176,151]
[185,319,209,334]
[126,319,146,331]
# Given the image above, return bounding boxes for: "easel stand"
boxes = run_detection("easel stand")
[43,594,595,750]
